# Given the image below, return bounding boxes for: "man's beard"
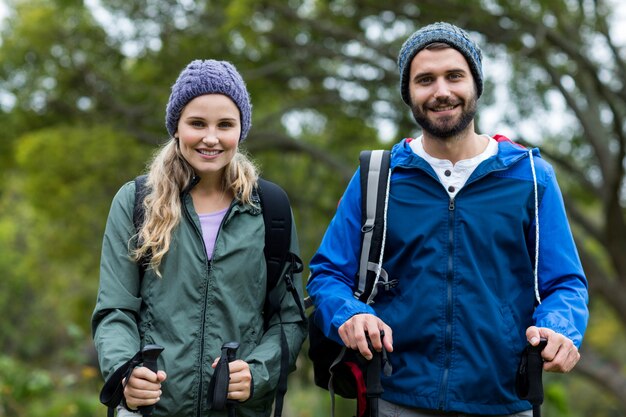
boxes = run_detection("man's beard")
[411,95,477,139]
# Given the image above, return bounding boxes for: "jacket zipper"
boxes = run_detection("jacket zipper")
[439,197,455,409]
[181,201,211,417]
[396,149,531,410]
[394,161,458,409]
[182,192,236,417]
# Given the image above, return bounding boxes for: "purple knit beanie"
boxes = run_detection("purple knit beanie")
[165,59,252,141]
[397,22,483,105]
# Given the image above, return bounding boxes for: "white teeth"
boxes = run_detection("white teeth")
[198,150,220,156]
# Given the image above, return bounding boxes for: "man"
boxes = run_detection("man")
[307,22,588,416]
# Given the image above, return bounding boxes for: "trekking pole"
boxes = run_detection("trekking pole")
[364,331,392,417]
[139,344,165,416]
[223,342,240,417]
[526,339,547,417]
[516,338,547,417]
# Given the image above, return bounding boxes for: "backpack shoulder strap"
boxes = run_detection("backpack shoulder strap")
[257,177,305,321]
[133,175,150,276]
[256,178,304,417]
[257,178,293,292]
[133,175,149,232]
[354,150,392,304]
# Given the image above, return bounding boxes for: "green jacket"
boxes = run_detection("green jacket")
[92,180,307,417]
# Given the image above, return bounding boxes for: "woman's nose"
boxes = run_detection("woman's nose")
[202,129,219,145]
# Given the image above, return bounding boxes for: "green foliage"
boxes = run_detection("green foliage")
[13,124,149,327]
[0,123,149,366]
[0,0,625,415]
[15,124,147,251]
[0,355,54,415]
[0,354,101,417]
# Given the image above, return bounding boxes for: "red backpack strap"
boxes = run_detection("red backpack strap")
[493,134,527,149]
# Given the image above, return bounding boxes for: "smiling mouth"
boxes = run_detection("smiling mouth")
[197,149,221,156]
[430,104,459,112]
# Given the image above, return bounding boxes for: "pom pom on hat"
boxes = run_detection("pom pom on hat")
[397,22,483,105]
[165,59,252,141]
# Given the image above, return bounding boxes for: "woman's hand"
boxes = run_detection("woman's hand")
[212,358,252,401]
[123,366,167,410]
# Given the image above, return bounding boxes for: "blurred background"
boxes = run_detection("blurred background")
[0,0,625,415]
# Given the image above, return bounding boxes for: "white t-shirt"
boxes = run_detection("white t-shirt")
[409,135,498,199]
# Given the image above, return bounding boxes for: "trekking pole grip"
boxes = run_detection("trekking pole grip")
[223,341,240,363]
[139,344,165,416]
[222,342,240,417]
[527,338,547,417]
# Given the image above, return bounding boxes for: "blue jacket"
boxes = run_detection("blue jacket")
[307,137,588,415]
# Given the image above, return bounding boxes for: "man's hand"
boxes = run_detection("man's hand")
[123,366,167,410]
[338,313,393,360]
[526,326,580,373]
[211,358,252,402]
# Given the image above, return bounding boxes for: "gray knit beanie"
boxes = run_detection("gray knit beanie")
[165,59,252,141]
[397,22,483,105]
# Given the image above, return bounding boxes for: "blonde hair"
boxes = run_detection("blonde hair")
[132,138,259,276]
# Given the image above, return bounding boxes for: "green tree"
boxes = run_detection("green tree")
[0,0,624,416]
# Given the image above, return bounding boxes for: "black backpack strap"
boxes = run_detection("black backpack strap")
[257,178,292,300]
[256,178,303,417]
[133,175,149,232]
[355,150,392,304]
[257,178,305,321]
[133,175,150,277]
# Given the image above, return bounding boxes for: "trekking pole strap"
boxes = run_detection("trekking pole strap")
[207,342,240,414]
[99,344,164,417]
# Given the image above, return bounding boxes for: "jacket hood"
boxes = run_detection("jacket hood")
[390,135,540,173]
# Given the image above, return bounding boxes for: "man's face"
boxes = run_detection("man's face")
[408,47,477,139]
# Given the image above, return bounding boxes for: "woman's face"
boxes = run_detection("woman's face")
[176,94,241,180]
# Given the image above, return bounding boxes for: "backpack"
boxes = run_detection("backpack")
[99,175,305,417]
[306,150,394,417]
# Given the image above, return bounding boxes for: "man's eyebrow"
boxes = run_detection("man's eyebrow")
[413,67,469,79]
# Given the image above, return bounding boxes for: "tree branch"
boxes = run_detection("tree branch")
[243,131,355,183]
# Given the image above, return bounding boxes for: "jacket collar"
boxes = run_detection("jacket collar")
[181,175,260,217]
[391,136,540,173]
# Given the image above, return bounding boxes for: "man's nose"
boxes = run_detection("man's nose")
[433,78,451,98]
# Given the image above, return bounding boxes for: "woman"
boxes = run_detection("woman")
[92,59,306,417]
